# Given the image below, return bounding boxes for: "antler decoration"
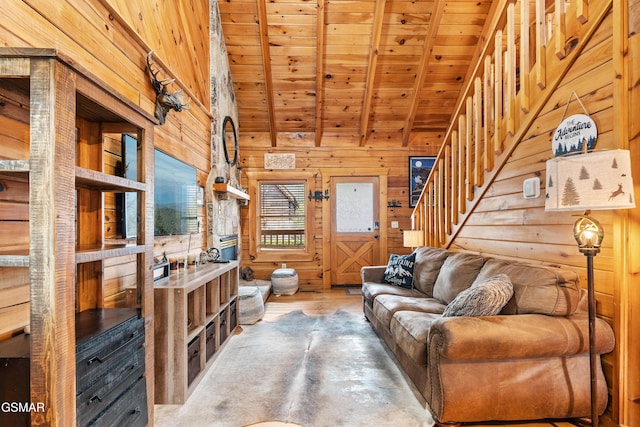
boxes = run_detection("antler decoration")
[146,51,190,124]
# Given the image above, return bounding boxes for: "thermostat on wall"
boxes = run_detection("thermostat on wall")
[523,177,540,199]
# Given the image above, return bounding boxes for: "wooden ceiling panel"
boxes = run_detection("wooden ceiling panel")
[387,0,434,12]
[442,1,493,15]
[265,2,318,15]
[325,1,376,13]
[219,0,493,147]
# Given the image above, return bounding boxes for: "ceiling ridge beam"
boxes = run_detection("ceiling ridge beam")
[402,0,446,146]
[359,0,387,147]
[314,0,326,147]
[256,0,277,147]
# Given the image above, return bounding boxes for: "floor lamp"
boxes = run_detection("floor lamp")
[546,149,635,426]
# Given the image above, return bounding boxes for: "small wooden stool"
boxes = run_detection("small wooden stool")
[238,286,264,325]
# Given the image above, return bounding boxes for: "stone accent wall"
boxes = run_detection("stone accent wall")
[206,0,242,250]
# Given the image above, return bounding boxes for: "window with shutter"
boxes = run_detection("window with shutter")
[246,171,315,262]
[260,183,306,248]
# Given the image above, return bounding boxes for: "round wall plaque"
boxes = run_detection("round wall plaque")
[551,113,597,157]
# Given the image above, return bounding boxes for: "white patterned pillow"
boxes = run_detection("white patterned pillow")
[442,274,514,317]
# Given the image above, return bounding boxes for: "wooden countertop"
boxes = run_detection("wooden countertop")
[153,260,239,293]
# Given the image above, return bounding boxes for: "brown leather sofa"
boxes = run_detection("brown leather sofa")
[361,246,615,425]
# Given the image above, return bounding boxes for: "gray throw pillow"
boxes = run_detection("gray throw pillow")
[442,274,514,317]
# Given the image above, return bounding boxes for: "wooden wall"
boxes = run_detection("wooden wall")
[238,141,440,289]
[0,0,214,338]
[0,81,30,340]
[449,12,620,420]
[624,0,640,424]
[409,2,639,424]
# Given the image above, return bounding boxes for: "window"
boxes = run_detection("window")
[260,183,306,248]
[247,171,315,262]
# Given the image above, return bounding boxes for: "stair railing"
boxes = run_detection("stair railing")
[411,0,613,248]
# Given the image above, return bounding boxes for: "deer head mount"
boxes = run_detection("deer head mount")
[146,51,190,125]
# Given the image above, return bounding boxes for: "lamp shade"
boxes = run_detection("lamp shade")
[545,149,635,211]
[403,230,424,247]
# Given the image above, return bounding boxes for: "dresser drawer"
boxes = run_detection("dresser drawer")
[87,376,148,427]
[76,309,142,359]
[76,345,145,427]
[76,330,144,394]
[76,310,145,393]
[0,334,30,426]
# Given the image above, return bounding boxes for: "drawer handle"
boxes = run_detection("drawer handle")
[89,394,103,405]
[87,334,136,365]
[131,406,141,415]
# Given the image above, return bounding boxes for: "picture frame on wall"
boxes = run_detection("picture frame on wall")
[409,156,436,207]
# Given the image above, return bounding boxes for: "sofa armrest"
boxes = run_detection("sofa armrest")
[360,265,387,283]
[429,313,615,361]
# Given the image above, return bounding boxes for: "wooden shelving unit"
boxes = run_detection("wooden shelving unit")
[153,261,239,404]
[0,48,156,426]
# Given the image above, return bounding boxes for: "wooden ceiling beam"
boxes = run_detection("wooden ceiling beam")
[359,0,386,146]
[402,0,446,146]
[256,0,277,147]
[315,0,326,147]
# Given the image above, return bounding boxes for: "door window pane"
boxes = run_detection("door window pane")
[335,182,374,232]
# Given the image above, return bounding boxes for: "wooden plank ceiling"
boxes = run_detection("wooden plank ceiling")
[219,0,493,147]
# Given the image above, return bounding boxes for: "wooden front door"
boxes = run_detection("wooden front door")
[330,177,381,285]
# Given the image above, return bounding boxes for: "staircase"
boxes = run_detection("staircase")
[410,0,613,247]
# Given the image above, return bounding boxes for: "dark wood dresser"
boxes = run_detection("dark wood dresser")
[0,334,30,426]
[75,308,147,427]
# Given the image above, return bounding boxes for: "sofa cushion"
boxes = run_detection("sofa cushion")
[442,274,513,317]
[432,252,486,304]
[472,259,581,316]
[373,294,446,328]
[361,283,427,308]
[412,247,451,296]
[390,311,441,367]
[383,252,417,289]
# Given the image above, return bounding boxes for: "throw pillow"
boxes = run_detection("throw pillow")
[432,252,485,304]
[411,247,451,297]
[442,273,514,317]
[382,253,417,289]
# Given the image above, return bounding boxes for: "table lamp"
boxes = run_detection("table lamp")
[403,229,424,250]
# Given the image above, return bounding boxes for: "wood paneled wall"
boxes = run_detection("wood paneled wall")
[451,13,620,419]
[238,141,440,289]
[0,0,214,338]
[409,1,640,424]
[0,85,30,339]
[624,1,640,424]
